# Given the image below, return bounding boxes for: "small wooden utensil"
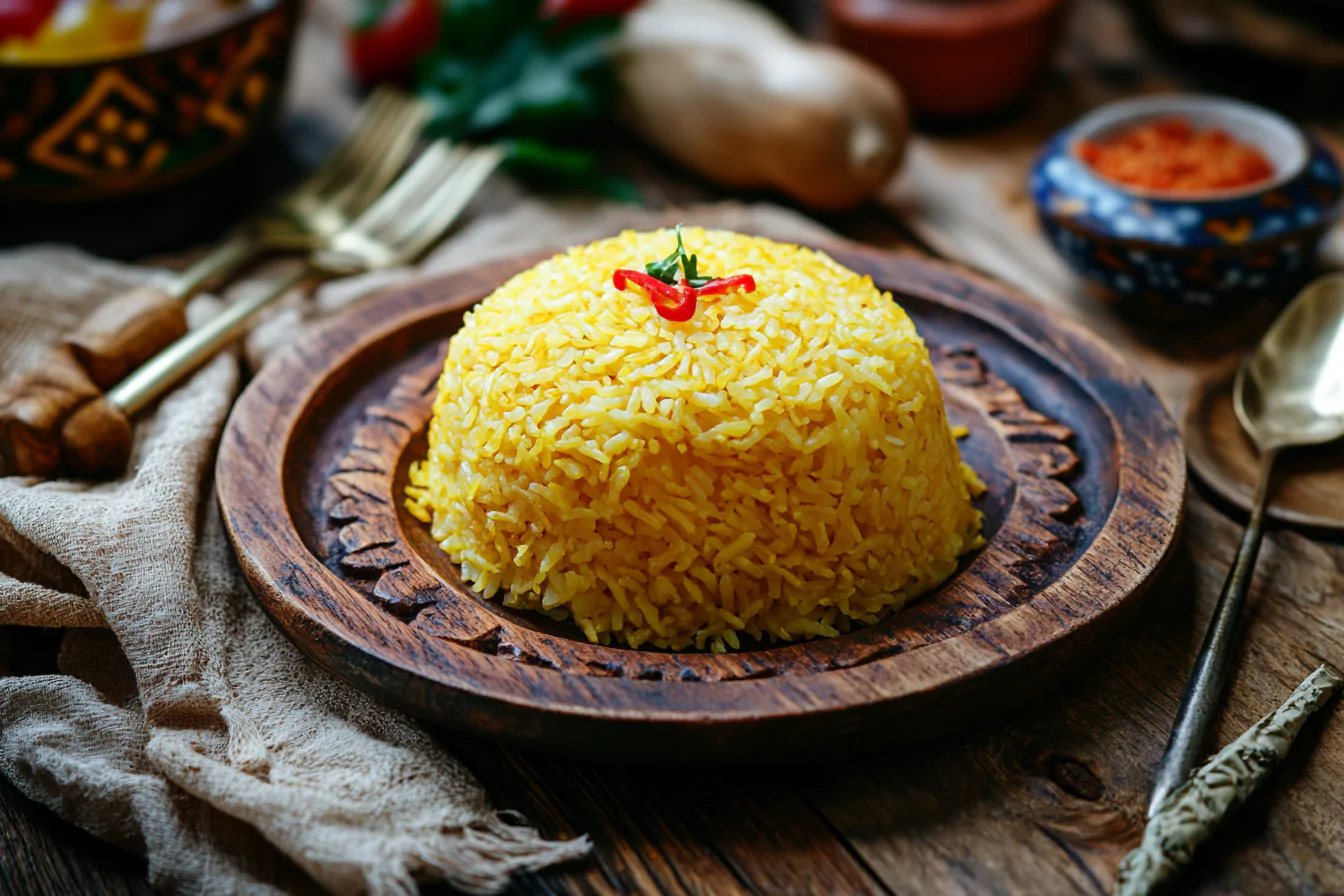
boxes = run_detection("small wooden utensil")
[0,88,429,480]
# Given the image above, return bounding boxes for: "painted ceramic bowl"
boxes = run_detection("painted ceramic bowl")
[1030,95,1343,318]
[0,0,298,202]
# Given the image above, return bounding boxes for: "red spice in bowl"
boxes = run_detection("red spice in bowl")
[1077,117,1275,194]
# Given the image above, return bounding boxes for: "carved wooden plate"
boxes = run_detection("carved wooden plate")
[218,242,1185,759]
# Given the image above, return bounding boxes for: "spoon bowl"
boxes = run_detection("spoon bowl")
[1236,273,1344,451]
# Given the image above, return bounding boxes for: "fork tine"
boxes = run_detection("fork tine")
[320,142,502,272]
[309,93,426,206]
[288,88,429,216]
[350,142,472,237]
[381,145,506,265]
[368,145,476,244]
[312,93,431,216]
[286,88,401,203]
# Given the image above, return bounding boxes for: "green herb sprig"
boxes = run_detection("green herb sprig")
[646,225,713,288]
[408,0,635,199]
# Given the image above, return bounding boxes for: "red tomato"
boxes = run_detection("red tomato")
[0,0,59,42]
[541,0,642,23]
[347,0,439,86]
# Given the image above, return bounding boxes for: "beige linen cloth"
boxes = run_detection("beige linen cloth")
[0,200,831,895]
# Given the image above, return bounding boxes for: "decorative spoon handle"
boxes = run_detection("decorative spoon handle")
[1149,447,1279,817]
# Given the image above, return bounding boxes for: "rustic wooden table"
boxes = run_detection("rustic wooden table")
[5,1,1344,894]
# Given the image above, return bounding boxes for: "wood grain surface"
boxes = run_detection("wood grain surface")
[215,242,1183,758]
[0,775,151,896]
[8,0,1344,892]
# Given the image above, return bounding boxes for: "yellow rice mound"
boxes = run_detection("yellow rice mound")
[407,228,984,651]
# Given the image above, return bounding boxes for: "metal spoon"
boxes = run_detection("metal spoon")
[1149,273,1344,818]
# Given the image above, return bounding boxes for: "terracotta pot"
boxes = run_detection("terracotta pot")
[826,0,1069,118]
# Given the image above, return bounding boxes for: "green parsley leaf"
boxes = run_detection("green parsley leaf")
[412,2,627,198]
[645,224,716,285]
[501,139,642,202]
[646,230,683,283]
[420,13,619,142]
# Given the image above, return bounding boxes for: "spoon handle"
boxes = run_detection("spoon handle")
[1148,448,1279,817]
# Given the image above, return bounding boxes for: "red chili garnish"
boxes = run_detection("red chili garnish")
[613,270,756,322]
[690,274,756,297]
[613,269,696,321]
[614,226,757,321]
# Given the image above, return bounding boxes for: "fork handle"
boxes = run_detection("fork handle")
[64,285,188,389]
[0,234,263,479]
[63,233,256,388]
[1148,447,1279,816]
[2,285,182,479]
[107,267,310,417]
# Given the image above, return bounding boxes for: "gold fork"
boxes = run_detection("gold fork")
[55,87,431,390]
[169,86,432,294]
[0,89,437,480]
[107,141,507,418]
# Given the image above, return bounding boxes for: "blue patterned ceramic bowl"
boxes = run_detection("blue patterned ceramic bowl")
[1030,95,1343,319]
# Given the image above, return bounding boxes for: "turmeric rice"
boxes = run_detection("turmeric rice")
[407,228,984,651]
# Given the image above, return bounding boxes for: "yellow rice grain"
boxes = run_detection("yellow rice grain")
[408,228,984,651]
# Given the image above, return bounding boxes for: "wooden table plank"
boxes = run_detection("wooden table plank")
[0,777,152,896]
[452,738,893,896]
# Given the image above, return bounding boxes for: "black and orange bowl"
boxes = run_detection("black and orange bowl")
[0,0,299,203]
